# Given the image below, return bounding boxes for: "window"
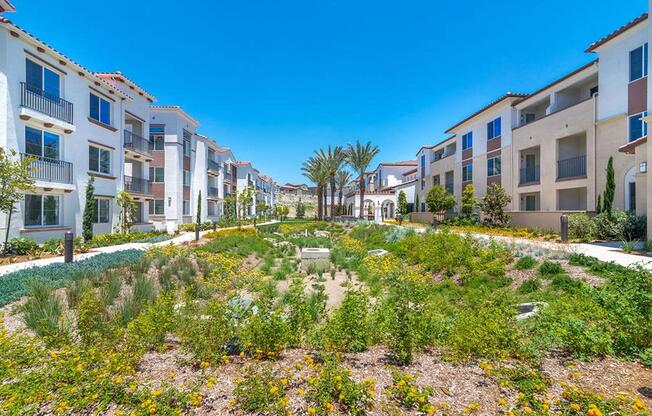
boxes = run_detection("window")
[150,125,165,150]
[487,156,502,177]
[149,199,164,215]
[629,112,648,142]
[462,164,473,182]
[462,132,473,150]
[149,167,164,183]
[24,194,60,227]
[26,58,60,98]
[183,170,191,186]
[89,93,111,125]
[487,117,501,140]
[641,162,648,173]
[183,130,192,157]
[25,126,59,159]
[630,43,648,82]
[92,199,110,223]
[89,145,111,174]
[183,200,190,215]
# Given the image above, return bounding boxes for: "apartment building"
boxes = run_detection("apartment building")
[0,17,134,242]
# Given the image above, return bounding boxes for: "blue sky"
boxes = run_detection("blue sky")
[10,0,648,183]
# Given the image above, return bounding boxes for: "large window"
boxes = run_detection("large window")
[630,43,649,82]
[183,200,190,215]
[487,156,502,177]
[25,126,59,159]
[462,132,473,150]
[25,194,60,227]
[150,125,165,150]
[629,112,648,142]
[149,167,164,183]
[149,199,164,215]
[182,130,192,157]
[92,199,110,224]
[462,164,473,182]
[26,58,60,98]
[89,92,111,125]
[89,145,111,174]
[487,117,501,140]
[183,170,191,186]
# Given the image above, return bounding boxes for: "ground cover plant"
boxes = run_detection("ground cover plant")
[0,222,650,415]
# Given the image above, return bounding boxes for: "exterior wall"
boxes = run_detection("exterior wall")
[0,25,126,242]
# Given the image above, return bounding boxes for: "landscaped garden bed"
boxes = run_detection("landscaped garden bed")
[0,221,650,415]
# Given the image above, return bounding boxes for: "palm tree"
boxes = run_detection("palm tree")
[346,140,380,219]
[316,146,345,220]
[335,169,352,215]
[302,154,329,220]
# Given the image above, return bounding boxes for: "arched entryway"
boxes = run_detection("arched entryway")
[624,166,637,213]
[381,199,395,220]
[364,200,376,221]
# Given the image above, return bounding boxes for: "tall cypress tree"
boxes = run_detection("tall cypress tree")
[603,156,615,216]
[196,191,202,225]
[596,194,602,214]
[82,176,95,242]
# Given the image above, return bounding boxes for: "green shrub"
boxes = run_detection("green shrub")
[385,370,434,413]
[7,237,39,255]
[549,274,584,293]
[538,261,563,276]
[518,278,541,294]
[42,238,64,254]
[241,307,290,359]
[321,290,372,352]
[515,255,537,270]
[568,213,595,241]
[621,240,637,254]
[22,282,68,344]
[306,360,375,416]
[0,249,143,307]
[640,348,652,368]
[233,365,288,416]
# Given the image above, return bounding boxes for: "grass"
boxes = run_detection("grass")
[515,255,537,270]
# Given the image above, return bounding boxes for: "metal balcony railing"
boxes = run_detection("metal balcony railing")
[124,130,153,156]
[208,186,219,197]
[20,82,73,124]
[208,159,220,172]
[223,170,232,181]
[124,175,152,195]
[21,153,73,184]
[519,165,540,185]
[557,155,587,180]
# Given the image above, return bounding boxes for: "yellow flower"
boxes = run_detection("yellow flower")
[324,402,334,412]
[269,386,279,395]
[200,361,209,368]
[570,403,581,411]
[307,407,317,415]
[587,405,603,416]
[151,388,163,397]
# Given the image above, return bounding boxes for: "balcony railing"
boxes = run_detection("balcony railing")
[248,180,254,187]
[223,170,232,181]
[519,165,540,185]
[124,175,152,195]
[208,159,220,172]
[445,183,454,194]
[20,82,73,124]
[124,130,153,156]
[208,187,220,197]
[557,155,587,180]
[21,153,73,184]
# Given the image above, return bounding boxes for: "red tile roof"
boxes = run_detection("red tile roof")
[586,13,648,52]
[379,160,417,167]
[95,71,156,102]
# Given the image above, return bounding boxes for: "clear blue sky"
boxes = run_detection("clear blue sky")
[10,0,647,183]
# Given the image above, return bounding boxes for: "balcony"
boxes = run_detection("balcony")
[208,186,220,199]
[20,82,73,125]
[208,159,220,175]
[21,153,73,184]
[445,183,454,194]
[124,175,152,195]
[223,170,232,182]
[557,155,586,180]
[124,130,153,159]
[248,180,254,188]
[519,165,540,185]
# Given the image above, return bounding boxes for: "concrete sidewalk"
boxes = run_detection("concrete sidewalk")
[0,221,279,277]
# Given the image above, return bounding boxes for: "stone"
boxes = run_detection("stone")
[514,302,547,320]
[315,230,331,238]
[301,247,331,270]
[367,249,389,257]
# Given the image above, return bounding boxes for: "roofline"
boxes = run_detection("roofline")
[416,136,456,156]
[150,106,200,126]
[585,12,648,53]
[445,93,528,134]
[95,71,157,102]
[378,161,417,167]
[513,60,599,108]
[0,18,129,100]
[0,0,15,12]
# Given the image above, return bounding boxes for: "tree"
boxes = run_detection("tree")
[425,185,456,214]
[459,183,478,223]
[596,195,602,214]
[256,200,268,219]
[196,190,202,225]
[335,169,352,215]
[82,176,95,242]
[317,145,345,220]
[116,191,137,234]
[396,190,408,225]
[603,156,615,216]
[237,186,255,218]
[295,199,306,219]
[415,194,420,212]
[0,149,35,254]
[345,140,380,219]
[224,196,237,222]
[302,155,329,220]
[277,205,289,221]
[479,183,511,227]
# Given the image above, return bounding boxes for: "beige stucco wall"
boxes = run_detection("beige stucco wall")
[510,211,587,232]
[595,114,636,212]
[511,98,596,212]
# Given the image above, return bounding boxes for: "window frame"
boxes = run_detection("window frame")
[24,194,61,227]
[487,117,501,140]
[462,164,473,182]
[25,126,60,160]
[487,156,502,177]
[462,132,473,150]
[26,58,61,98]
[92,198,111,224]
[149,199,164,215]
[628,111,648,142]
[89,92,112,126]
[183,169,191,186]
[89,145,111,174]
[183,200,190,216]
[149,167,165,183]
[629,43,649,82]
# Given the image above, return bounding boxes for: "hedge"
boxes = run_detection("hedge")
[0,249,144,307]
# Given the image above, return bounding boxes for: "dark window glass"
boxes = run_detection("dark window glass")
[43,132,59,159]
[43,68,60,98]
[89,93,100,121]
[100,98,111,125]
[629,112,648,142]
[43,195,59,226]
[99,148,110,174]
[26,59,42,90]
[630,44,648,81]
[462,132,473,150]
[93,199,110,223]
[153,137,164,150]
[89,146,98,171]
[25,126,42,156]
[25,194,42,226]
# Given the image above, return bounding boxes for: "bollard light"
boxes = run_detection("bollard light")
[560,214,569,243]
[64,231,73,263]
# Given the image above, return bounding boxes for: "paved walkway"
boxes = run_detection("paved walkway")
[0,221,279,277]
